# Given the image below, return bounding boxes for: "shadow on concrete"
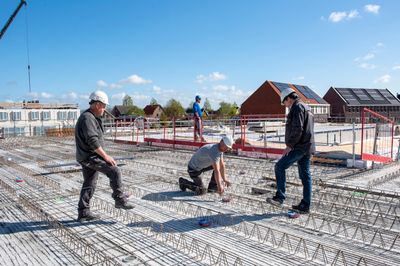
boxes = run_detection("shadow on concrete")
[0,219,116,235]
[127,212,285,233]
[141,190,215,203]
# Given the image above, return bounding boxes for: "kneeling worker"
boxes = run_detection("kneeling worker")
[179,136,233,195]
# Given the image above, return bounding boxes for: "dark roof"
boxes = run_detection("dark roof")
[332,87,400,106]
[270,81,328,105]
[113,105,130,115]
[143,104,162,115]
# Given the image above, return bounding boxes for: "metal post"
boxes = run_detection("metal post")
[352,122,356,167]
[361,108,365,158]
[173,117,176,149]
[263,121,267,149]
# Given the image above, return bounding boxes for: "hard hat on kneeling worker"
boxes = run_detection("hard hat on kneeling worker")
[221,135,233,149]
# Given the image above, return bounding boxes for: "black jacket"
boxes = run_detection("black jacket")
[285,100,315,154]
[75,109,105,162]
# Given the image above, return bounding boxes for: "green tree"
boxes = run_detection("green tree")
[122,95,133,106]
[164,99,186,117]
[150,98,158,105]
[203,98,212,112]
[186,101,194,114]
[218,101,237,117]
[127,105,145,116]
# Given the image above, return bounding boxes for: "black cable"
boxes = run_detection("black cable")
[24,3,32,94]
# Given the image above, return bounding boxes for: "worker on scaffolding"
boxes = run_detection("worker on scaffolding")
[75,90,134,222]
[179,136,233,195]
[266,88,315,214]
[193,95,206,142]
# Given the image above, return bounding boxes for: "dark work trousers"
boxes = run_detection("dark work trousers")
[78,155,124,216]
[183,165,217,194]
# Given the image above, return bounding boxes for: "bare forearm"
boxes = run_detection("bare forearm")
[95,147,107,159]
[95,147,116,166]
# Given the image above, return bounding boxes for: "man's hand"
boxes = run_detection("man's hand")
[217,182,225,195]
[224,179,232,187]
[283,147,292,156]
[104,154,117,166]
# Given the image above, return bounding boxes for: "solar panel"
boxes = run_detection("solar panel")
[353,89,371,101]
[336,88,400,105]
[302,86,327,104]
[337,88,360,105]
[380,90,400,104]
[272,81,291,92]
[367,90,385,101]
[293,85,314,99]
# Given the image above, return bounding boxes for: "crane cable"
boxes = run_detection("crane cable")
[24,3,31,93]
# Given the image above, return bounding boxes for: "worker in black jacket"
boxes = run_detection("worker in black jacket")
[75,90,134,222]
[267,88,315,213]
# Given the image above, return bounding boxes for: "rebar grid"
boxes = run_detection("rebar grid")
[121,158,400,227]
[2,136,400,266]
[121,180,400,263]
[18,195,124,266]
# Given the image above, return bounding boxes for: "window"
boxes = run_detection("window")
[0,112,8,121]
[11,111,21,121]
[42,111,51,120]
[30,111,39,121]
[57,111,68,120]
[68,111,77,120]
[33,126,44,136]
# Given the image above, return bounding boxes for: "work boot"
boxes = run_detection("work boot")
[77,212,101,223]
[115,200,135,209]
[291,201,310,214]
[266,196,283,207]
[195,186,207,195]
[179,177,188,192]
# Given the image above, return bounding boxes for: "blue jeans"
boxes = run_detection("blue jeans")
[274,149,312,208]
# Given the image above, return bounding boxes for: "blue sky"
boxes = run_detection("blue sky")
[1,0,399,109]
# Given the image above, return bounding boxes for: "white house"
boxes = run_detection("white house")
[0,101,80,138]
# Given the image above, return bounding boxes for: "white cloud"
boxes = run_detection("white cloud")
[364,4,380,14]
[359,63,376,69]
[153,86,162,94]
[111,92,127,101]
[195,72,227,83]
[354,52,375,62]
[209,72,227,81]
[120,74,152,85]
[329,10,359,22]
[293,76,305,81]
[26,91,53,99]
[132,94,149,100]
[27,92,38,98]
[79,94,89,100]
[363,53,375,60]
[329,11,347,22]
[392,65,400,70]
[374,74,391,83]
[65,92,78,99]
[348,10,360,19]
[376,42,384,47]
[96,80,108,88]
[109,83,123,89]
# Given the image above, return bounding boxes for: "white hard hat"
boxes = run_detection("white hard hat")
[280,88,295,105]
[89,90,109,105]
[221,135,233,149]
